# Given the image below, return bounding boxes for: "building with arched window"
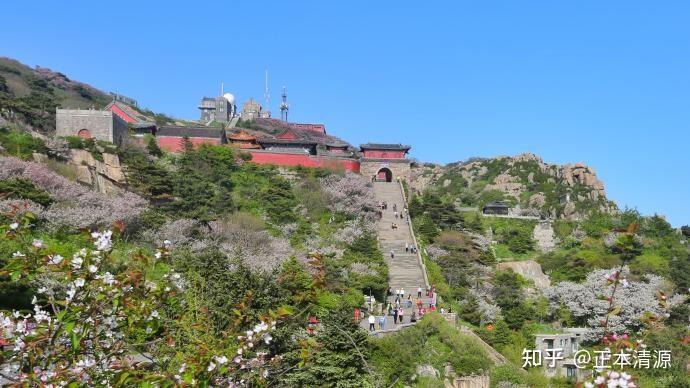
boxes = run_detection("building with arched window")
[359,143,412,183]
[56,108,129,144]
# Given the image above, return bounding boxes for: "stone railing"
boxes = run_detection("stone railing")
[397,179,429,288]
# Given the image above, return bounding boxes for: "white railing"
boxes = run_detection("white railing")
[397,179,430,288]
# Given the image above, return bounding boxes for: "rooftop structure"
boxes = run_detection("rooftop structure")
[104,100,156,137]
[360,143,411,159]
[482,201,510,215]
[198,92,237,123]
[241,98,264,120]
[227,130,260,149]
[108,92,138,107]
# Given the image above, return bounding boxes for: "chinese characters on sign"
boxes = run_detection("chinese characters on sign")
[521,348,671,369]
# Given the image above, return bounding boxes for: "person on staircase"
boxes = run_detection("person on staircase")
[417,285,422,298]
[390,250,395,259]
[393,307,398,324]
[368,314,376,331]
[379,314,386,330]
[398,307,404,324]
[405,242,409,252]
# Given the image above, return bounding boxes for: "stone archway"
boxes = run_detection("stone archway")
[77,129,92,139]
[377,167,393,182]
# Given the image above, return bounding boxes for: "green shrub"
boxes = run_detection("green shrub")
[64,136,84,149]
[316,290,341,310]
[0,178,52,206]
[552,219,575,240]
[0,128,47,159]
[371,313,493,385]
[502,227,535,254]
[581,211,614,238]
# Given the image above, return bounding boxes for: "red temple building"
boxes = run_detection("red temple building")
[289,123,326,134]
[359,143,412,182]
[104,100,156,138]
[360,143,410,159]
[156,126,227,152]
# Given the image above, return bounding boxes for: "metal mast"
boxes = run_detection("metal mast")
[280,87,289,122]
[264,70,270,117]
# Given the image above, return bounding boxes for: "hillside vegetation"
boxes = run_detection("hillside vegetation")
[412,153,616,219]
[0,57,110,132]
[407,158,690,387]
[0,57,687,386]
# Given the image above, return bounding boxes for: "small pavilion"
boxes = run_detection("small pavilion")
[228,130,260,149]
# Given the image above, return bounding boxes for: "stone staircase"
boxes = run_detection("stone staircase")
[374,182,427,299]
[533,220,556,252]
[361,182,429,332]
[228,116,240,128]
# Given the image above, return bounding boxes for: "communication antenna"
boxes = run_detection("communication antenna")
[221,82,224,96]
[264,70,270,115]
[280,87,289,122]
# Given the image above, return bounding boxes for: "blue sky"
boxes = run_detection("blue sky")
[2,1,690,225]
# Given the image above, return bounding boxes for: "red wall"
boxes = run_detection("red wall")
[107,105,137,123]
[362,150,406,159]
[157,137,221,152]
[290,123,326,134]
[249,151,360,172]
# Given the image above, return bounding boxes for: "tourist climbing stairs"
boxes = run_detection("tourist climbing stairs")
[361,181,430,333]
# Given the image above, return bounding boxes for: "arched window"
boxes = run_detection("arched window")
[78,129,92,139]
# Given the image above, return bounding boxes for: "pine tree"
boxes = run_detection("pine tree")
[146,135,163,157]
[460,296,482,325]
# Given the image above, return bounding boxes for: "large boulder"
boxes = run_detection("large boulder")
[70,149,96,167]
[416,364,440,378]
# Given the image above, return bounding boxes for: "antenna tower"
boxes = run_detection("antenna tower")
[280,87,289,122]
[264,70,270,116]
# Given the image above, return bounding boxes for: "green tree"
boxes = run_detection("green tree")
[146,135,163,157]
[669,254,690,291]
[121,148,172,198]
[0,178,52,206]
[494,270,532,329]
[277,307,373,387]
[641,214,674,238]
[492,319,512,348]
[503,227,534,254]
[459,296,482,325]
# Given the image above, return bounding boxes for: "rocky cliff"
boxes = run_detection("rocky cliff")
[411,153,616,220]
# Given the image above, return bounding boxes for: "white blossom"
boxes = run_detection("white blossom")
[71,256,83,269]
[48,255,63,265]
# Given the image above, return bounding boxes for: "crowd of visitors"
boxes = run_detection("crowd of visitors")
[360,285,446,332]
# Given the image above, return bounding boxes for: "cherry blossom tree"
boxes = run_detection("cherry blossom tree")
[0,216,282,385]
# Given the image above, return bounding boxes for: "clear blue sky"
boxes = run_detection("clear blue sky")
[3,1,690,225]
